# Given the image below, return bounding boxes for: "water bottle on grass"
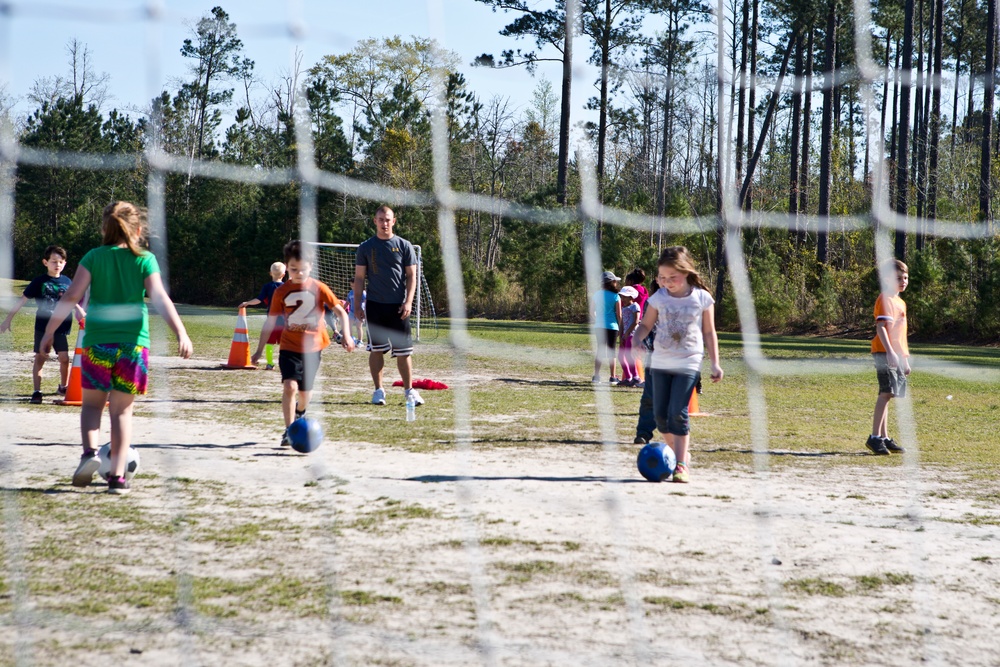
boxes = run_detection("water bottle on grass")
[405,392,416,422]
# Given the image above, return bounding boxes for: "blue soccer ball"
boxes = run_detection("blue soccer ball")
[636,442,676,482]
[287,417,324,454]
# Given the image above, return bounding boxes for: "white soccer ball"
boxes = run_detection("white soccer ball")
[97,443,141,481]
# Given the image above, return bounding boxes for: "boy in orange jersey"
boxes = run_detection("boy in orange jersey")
[252,241,355,447]
[866,259,909,456]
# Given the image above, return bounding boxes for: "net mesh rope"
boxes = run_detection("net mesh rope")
[0,0,994,663]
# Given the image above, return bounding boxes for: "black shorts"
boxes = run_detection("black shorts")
[365,300,413,357]
[873,353,907,398]
[596,328,617,358]
[278,350,322,391]
[34,328,69,354]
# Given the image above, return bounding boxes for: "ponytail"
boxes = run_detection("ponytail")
[102,201,147,256]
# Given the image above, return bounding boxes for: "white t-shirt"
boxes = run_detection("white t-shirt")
[647,286,715,372]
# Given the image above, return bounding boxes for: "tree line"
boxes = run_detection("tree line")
[5,2,1000,339]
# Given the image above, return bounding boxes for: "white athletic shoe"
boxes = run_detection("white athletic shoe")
[371,388,387,405]
[405,388,425,406]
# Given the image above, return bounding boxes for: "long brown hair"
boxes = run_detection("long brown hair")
[102,201,147,256]
[658,246,709,291]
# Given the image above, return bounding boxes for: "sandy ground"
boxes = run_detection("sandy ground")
[2,353,1000,667]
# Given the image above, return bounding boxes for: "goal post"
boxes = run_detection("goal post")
[309,242,436,342]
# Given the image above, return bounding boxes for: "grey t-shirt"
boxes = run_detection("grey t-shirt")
[355,235,416,304]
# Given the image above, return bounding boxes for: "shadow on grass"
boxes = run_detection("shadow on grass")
[701,447,873,458]
[465,319,586,337]
[0,486,77,495]
[403,474,648,484]
[143,397,278,406]
[497,378,595,389]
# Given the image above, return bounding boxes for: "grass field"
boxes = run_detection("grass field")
[2,289,999,666]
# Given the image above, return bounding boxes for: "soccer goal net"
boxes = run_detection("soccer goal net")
[4,0,1000,664]
[310,242,437,341]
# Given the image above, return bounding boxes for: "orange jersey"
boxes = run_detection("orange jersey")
[870,293,908,355]
[268,277,341,353]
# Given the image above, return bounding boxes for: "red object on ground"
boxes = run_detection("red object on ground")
[392,378,449,390]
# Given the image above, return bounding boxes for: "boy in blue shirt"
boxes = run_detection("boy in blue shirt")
[240,261,286,369]
[1,245,85,403]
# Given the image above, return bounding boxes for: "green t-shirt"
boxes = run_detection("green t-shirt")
[79,245,160,348]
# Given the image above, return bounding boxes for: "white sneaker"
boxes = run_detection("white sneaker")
[372,388,387,405]
[405,388,425,406]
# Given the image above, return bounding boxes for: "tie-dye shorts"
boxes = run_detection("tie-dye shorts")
[81,344,149,395]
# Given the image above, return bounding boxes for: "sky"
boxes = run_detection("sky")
[0,0,605,132]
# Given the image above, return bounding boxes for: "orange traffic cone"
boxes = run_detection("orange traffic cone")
[221,307,256,369]
[688,387,706,417]
[635,356,644,381]
[55,321,85,406]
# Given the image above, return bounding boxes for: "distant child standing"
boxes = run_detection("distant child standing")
[617,285,641,386]
[631,247,722,483]
[252,241,355,447]
[239,261,286,370]
[1,245,86,404]
[346,283,366,346]
[40,202,193,494]
[625,267,649,314]
[592,270,622,383]
[866,259,910,456]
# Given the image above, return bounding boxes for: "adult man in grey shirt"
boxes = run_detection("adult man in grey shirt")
[353,205,425,407]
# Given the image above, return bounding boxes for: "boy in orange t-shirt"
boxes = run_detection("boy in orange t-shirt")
[253,241,355,447]
[866,259,909,456]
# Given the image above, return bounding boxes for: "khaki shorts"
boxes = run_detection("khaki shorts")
[873,353,907,397]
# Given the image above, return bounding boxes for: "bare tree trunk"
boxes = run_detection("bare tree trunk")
[789,31,804,224]
[913,0,926,225]
[889,38,900,206]
[879,31,891,179]
[741,32,795,207]
[895,0,915,259]
[817,0,836,264]
[951,0,965,152]
[927,0,943,236]
[596,0,611,196]
[798,28,813,246]
[714,0,728,313]
[735,0,749,189]
[746,0,759,211]
[980,0,996,222]
[557,1,574,205]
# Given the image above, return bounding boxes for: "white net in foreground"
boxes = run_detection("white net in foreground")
[0,0,999,665]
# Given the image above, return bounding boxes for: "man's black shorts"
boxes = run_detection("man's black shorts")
[365,300,413,357]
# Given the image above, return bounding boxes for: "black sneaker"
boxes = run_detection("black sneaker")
[633,435,649,445]
[107,475,131,495]
[57,385,68,396]
[29,391,43,405]
[72,451,100,487]
[865,435,890,456]
[882,438,905,454]
[280,429,292,447]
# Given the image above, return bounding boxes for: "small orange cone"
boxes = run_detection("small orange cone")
[688,387,707,417]
[635,356,644,381]
[221,307,256,370]
[55,320,85,406]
